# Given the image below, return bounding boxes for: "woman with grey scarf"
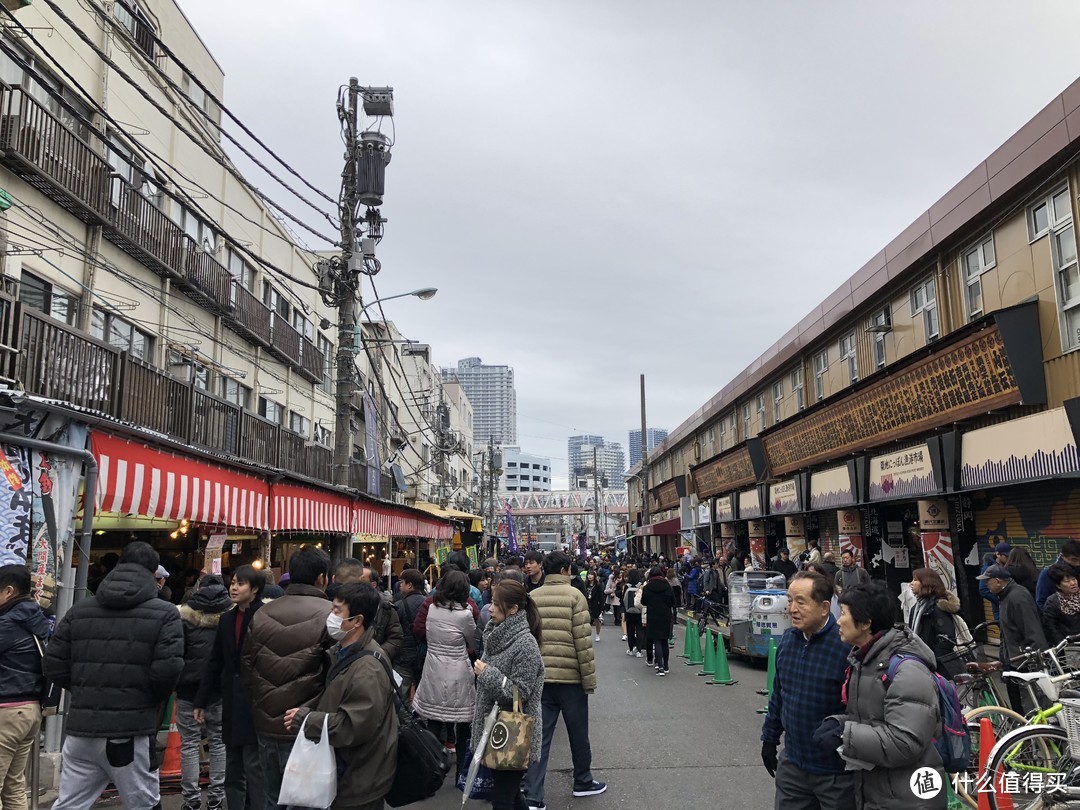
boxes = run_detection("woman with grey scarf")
[471,580,545,810]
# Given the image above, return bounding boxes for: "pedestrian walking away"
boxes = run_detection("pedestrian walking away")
[44,542,185,810]
[523,552,605,810]
[640,566,675,675]
[622,570,644,657]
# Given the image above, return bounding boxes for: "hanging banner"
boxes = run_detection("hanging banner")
[784,515,806,558]
[466,545,479,570]
[921,531,956,593]
[697,501,712,526]
[30,417,88,609]
[838,509,865,567]
[769,479,800,515]
[918,498,950,532]
[0,443,31,567]
[748,519,766,570]
[204,532,227,576]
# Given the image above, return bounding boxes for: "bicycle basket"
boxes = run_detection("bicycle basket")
[1059,698,1080,754]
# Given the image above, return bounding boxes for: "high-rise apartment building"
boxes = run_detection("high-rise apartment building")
[568,436,626,490]
[629,427,669,468]
[442,358,517,446]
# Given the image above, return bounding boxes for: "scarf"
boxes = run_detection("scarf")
[908,596,935,635]
[482,608,532,657]
[1059,590,1080,616]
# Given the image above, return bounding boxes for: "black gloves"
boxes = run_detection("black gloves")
[761,741,778,777]
[813,715,844,752]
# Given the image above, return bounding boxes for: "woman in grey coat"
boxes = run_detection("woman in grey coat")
[471,579,544,810]
[413,570,477,781]
[819,582,946,809]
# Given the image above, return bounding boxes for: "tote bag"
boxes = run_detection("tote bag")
[278,715,337,809]
[480,685,534,771]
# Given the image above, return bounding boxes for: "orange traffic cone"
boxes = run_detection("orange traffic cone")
[977,717,1014,810]
[160,700,182,778]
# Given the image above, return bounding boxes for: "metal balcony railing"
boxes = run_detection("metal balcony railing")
[105,176,186,280]
[0,83,111,223]
[181,237,232,315]
[297,335,325,383]
[225,282,273,347]
[268,314,301,366]
[17,310,120,412]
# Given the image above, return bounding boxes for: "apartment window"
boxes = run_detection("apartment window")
[289,412,310,438]
[1053,222,1080,350]
[167,350,210,390]
[90,308,153,361]
[790,367,804,411]
[963,236,996,319]
[741,403,751,439]
[263,283,290,320]
[871,308,890,369]
[179,204,217,252]
[813,350,828,402]
[772,381,783,424]
[107,135,163,208]
[113,0,156,59]
[312,423,330,446]
[0,43,93,141]
[258,397,283,424]
[718,419,726,450]
[19,271,77,325]
[839,331,858,384]
[292,312,314,341]
[728,413,737,442]
[756,393,767,431]
[226,247,256,292]
[910,276,939,341]
[220,378,250,409]
[317,334,333,394]
[1029,186,1072,241]
[507,462,517,468]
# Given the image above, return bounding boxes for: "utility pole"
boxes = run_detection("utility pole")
[639,373,649,554]
[332,78,361,488]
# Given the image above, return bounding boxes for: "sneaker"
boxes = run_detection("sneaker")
[594,635,600,641]
[621,634,627,641]
[658,669,666,676]
[635,650,643,658]
[528,805,547,810]
[573,780,608,797]
[626,648,633,656]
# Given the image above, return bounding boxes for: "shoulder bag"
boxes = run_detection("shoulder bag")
[480,680,533,771]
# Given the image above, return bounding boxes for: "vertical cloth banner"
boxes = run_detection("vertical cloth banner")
[363,392,380,498]
[748,520,766,571]
[506,505,518,554]
[0,443,32,566]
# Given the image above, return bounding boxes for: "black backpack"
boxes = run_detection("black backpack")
[361,650,451,807]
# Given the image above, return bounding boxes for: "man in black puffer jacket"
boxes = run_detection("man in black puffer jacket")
[45,541,183,810]
[175,575,231,810]
[0,564,49,810]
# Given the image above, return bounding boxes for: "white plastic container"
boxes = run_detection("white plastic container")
[750,591,791,638]
[728,571,786,622]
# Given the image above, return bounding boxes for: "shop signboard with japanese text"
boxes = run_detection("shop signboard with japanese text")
[869,444,936,501]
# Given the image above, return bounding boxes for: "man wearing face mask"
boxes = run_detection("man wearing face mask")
[284,583,398,810]
[242,546,332,810]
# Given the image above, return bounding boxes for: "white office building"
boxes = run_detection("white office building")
[499,447,551,492]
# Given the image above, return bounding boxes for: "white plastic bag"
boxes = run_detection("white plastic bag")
[278,714,337,809]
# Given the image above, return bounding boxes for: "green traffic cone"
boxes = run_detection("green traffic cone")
[709,630,737,685]
[699,628,716,676]
[680,618,695,658]
[686,625,704,665]
[755,636,778,714]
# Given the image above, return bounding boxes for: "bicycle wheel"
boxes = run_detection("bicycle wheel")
[984,725,1069,810]
[956,705,1028,808]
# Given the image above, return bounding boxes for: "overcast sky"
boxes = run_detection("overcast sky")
[180,1,1080,488]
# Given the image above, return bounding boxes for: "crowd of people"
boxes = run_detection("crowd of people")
[0,542,618,810]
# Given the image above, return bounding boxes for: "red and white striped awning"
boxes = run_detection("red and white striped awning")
[92,432,270,530]
[271,483,354,534]
[355,502,454,540]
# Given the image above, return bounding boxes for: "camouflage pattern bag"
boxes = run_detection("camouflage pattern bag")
[480,685,533,771]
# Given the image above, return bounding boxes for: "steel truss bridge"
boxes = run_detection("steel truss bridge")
[498,490,629,518]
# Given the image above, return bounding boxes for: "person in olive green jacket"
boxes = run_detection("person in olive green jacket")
[523,552,606,809]
[285,583,397,810]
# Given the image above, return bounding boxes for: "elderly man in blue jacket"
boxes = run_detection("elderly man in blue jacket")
[761,571,854,810]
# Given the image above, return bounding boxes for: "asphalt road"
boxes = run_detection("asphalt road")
[411,618,777,810]
[104,618,777,810]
